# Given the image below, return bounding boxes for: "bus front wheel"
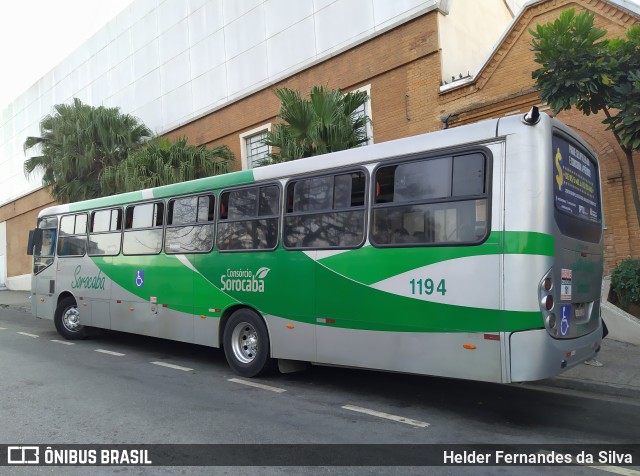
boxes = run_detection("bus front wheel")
[223,309,273,377]
[54,297,86,340]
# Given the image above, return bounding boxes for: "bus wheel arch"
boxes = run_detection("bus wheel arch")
[54,294,86,340]
[221,306,274,377]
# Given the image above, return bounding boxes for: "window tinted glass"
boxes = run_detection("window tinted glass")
[552,135,600,223]
[259,186,280,216]
[393,158,452,203]
[293,176,332,212]
[171,196,198,225]
[166,224,214,253]
[88,233,121,256]
[217,219,278,251]
[453,154,485,196]
[371,200,487,245]
[92,210,112,233]
[284,211,364,248]
[74,214,87,234]
[372,153,488,247]
[58,236,86,256]
[40,229,57,257]
[228,188,258,219]
[285,171,366,249]
[197,195,215,223]
[60,216,76,235]
[217,186,279,251]
[127,203,164,229]
[123,229,163,255]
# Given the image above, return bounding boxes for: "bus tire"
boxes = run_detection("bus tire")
[223,309,273,377]
[54,297,86,340]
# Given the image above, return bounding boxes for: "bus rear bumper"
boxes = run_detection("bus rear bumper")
[509,324,603,383]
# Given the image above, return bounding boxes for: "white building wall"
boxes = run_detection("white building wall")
[438,0,513,84]
[0,0,444,209]
[0,221,6,288]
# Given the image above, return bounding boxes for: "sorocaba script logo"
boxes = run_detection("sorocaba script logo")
[220,267,270,293]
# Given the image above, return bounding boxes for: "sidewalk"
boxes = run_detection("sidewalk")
[0,289,638,396]
[0,289,32,312]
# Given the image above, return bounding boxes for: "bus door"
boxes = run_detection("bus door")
[27,216,58,319]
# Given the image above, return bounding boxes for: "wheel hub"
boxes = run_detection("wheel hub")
[62,307,81,332]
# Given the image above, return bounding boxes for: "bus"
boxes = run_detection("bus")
[27,108,604,383]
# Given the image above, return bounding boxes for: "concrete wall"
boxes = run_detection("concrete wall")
[0,188,55,290]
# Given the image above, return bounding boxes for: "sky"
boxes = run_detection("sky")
[0,0,133,110]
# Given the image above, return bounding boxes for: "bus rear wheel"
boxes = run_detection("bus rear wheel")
[54,297,86,340]
[223,309,273,377]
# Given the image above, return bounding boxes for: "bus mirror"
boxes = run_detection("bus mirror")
[27,228,43,256]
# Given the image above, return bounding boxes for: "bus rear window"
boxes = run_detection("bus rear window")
[553,135,600,224]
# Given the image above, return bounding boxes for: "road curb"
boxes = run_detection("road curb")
[534,376,640,400]
[0,303,32,313]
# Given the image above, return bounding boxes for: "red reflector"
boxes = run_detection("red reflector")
[545,295,554,310]
[581,252,588,257]
[484,334,500,341]
[326,319,336,324]
[116,300,122,304]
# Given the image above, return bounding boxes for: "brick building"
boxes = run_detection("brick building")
[439,0,640,272]
[0,0,637,289]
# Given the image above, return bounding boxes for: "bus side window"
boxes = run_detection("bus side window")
[371,153,488,247]
[58,214,87,257]
[216,185,279,251]
[88,208,122,256]
[165,194,215,254]
[123,202,165,255]
[283,171,366,249]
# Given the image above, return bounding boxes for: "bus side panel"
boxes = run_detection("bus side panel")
[90,256,111,329]
[192,254,221,347]
[315,328,504,382]
[56,256,100,326]
[107,255,195,342]
[510,326,601,381]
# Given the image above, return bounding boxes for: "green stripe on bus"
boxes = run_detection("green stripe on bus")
[69,191,145,212]
[317,231,553,285]
[502,231,554,256]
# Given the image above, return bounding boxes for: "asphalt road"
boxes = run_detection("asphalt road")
[1,308,638,476]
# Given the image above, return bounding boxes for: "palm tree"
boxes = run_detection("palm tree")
[24,98,151,203]
[261,86,370,165]
[101,137,234,193]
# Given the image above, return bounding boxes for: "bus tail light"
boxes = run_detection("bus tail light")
[539,269,558,334]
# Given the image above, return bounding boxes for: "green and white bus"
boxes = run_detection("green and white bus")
[27,108,604,383]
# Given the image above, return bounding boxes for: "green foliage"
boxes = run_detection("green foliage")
[530,10,640,227]
[530,9,612,116]
[610,258,640,310]
[604,26,640,150]
[261,86,370,165]
[24,98,152,203]
[101,137,234,193]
